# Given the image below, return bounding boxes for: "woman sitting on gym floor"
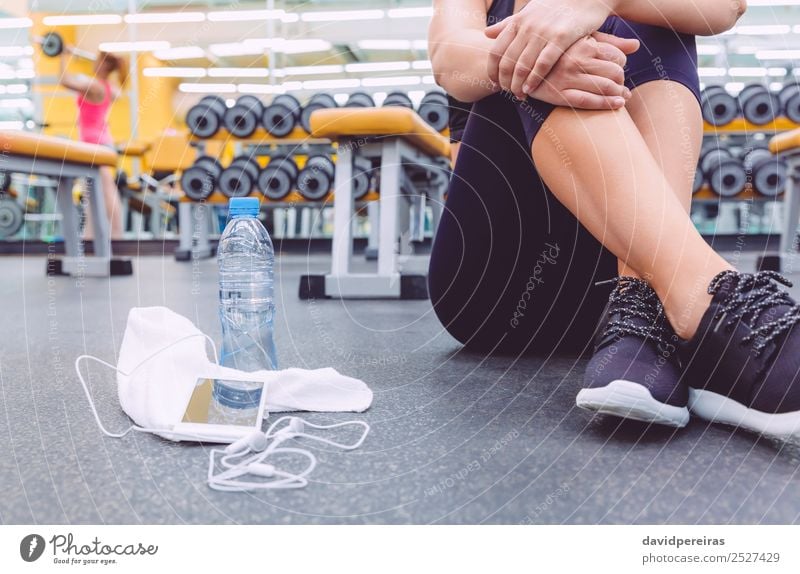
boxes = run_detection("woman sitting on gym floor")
[58,48,127,239]
[428,0,800,440]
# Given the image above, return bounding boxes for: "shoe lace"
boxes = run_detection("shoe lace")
[597,276,673,349]
[708,270,800,355]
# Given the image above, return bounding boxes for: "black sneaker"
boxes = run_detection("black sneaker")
[576,277,689,427]
[681,270,800,441]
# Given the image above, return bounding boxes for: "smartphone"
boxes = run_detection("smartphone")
[168,376,268,444]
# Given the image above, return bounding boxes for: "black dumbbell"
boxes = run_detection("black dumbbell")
[258,154,299,201]
[297,154,335,200]
[219,155,260,198]
[701,147,746,197]
[418,91,449,131]
[41,32,65,57]
[262,94,302,137]
[0,170,11,193]
[742,147,787,197]
[383,91,413,109]
[692,168,704,194]
[186,95,228,138]
[300,93,338,133]
[779,83,800,124]
[0,197,23,239]
[701,86,739,126]
[352,156,373,200]
[223,95,264,138]
[180,156,223,201]
[345,92,375,108]
[738,84,780,125]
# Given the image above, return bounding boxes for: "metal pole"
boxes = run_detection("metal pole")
[127,0,140,141]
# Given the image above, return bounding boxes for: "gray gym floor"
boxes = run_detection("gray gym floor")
[1,250,799,525]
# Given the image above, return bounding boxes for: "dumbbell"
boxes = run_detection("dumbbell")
[0,197,23,239]
[779,83,800,124]
[692,168,704,194]
[345,92,375,108]
[418,91,450,132]
[300,93,338,133]
[186,95,228,139]
[219,155,260,198]
[0,171,11,193]
[258,154,299,201]
[352,156,373,200]
[700,85,739,127]
[180,156,223,201]
[297,154,335,200]
[223,95,264,138]
[262,94,302,138]
[40,32,65,57]
[738,84,780,125]
[701,147,746,197]
[383,91,414,109]
[742,147,787,197]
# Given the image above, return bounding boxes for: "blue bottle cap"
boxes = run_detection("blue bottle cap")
[228,197,260,218]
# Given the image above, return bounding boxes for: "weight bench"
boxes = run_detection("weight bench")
[300,107,451,299]
[758,129,800,272]
[0,130,132,276]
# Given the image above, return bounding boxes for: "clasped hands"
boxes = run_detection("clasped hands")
[486,0,638,110]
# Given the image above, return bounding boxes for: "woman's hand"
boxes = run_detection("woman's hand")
[486,0,616,97]
[525,32,639,110]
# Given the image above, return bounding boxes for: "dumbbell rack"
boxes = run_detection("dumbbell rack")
[695,117,799,243]
[177,127,377,260]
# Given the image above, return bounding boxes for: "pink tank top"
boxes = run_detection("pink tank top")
[76,80,113,146]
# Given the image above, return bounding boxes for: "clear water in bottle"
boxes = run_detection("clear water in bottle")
[209,197,277,426]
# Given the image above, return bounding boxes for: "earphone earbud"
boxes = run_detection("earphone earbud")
[247,463,275,478]
[288,417,304,434]
[224,431,269,454]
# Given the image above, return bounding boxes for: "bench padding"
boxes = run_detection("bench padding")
[770,128,800,155]
[0,131,118,168]
[309,107,451,158]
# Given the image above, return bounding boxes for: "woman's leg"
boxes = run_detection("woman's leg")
[530,105,730,340]
[83,167,123,240]
[617,81,703,281]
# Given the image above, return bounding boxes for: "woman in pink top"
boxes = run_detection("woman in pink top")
[58,49,127,239]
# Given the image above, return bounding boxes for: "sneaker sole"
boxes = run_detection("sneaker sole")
[576,380,690,428]
[689,387,800,441]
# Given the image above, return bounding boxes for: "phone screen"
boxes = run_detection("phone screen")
[182,378,265,427]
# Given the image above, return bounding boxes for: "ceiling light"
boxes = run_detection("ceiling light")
[387,7,434,18]
[209,43,264,57]
[696,45,722,56]
[345,61,411,73]
[43,15,121,26]
[153,46,206,60]
[0,18,32,29]
[412,60,432,70]
[143,67,206,78]
[728,67,767,77]
[0,121,24,130]
[237,84,286,95]
[283,65,344,76]
[698,67,727,77]
[301,10,384,22]
[179,83,236,94]
[0,98,33,108]
[729,25,791,35]
[125,13,205,24]
[6,84,28,94]
[207,9,284,22]
[756,49,800,60]
[361,75,423,87]
[99,41,170,52]
[725,82,745,94]
[207,68,271,78]
[303,78,361,90]
[358,40,411,50]
[0,46,33,57]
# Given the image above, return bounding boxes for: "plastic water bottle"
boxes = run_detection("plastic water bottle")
[210,197,277,426]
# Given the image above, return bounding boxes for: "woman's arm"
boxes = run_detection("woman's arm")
[58,49,104,100]
[613,0,747,36]
[429,0,499,102]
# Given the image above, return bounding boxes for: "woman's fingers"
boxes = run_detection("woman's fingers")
[581,58,626,86]
[572,73,630,99]
[527,41,566,93]
[559,88,627,110]
[511,44,540,98]
[592,32,640,57]
[502,35,535,96]
[487,22,518,84]
[485,18,510,39]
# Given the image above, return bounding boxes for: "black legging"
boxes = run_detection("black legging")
[428,91,617,355]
